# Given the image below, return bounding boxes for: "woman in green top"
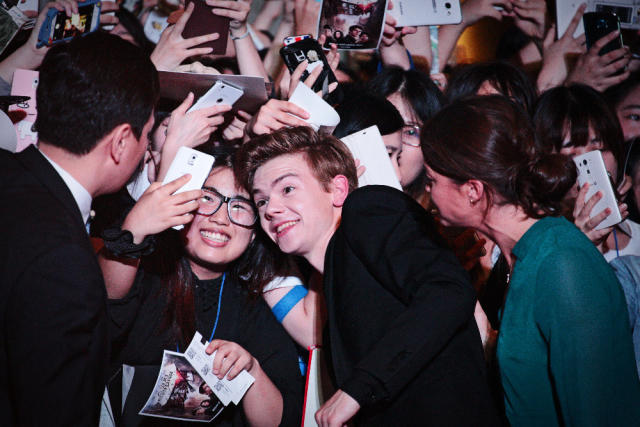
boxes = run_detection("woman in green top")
[420,95,640,426]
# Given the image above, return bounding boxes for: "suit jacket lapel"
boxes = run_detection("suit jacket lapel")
[15,145,87,232]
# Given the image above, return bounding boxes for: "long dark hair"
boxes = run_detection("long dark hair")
[421,95,576,218]
[534,84,625,185]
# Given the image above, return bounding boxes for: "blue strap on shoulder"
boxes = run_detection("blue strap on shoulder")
[271,285,308,323]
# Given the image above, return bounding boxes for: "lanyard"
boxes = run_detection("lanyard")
[176,272,226,352]
[209,272,226,342]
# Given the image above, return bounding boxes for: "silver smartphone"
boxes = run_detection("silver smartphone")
[573,150,622,230]
[188,81,244,113]
[162,146,216,230]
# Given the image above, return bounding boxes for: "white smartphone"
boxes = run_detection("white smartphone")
[573,150,622,230]
[340,125,402,191]
[188,81,244,113]
[162,147,216,230]
[389,0,461,27]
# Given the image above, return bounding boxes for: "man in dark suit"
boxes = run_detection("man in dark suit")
[0,32,158,425]
[236,127,497,425]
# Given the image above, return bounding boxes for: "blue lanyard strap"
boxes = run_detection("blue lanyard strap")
[209,272,226,342]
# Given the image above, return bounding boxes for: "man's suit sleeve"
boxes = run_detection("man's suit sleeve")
[7,244,108,426]
[337,187,477,406]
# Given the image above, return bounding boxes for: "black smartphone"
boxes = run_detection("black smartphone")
[279,38,338,95]
[583,11,623,55]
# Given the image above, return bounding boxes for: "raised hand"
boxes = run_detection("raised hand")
[122,174,203,243]
[150,2,220,71]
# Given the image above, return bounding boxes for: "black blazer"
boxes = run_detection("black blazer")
[323,186,498,425]
[0,146,108,426]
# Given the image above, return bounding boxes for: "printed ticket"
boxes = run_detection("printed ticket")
[184,332,255,406]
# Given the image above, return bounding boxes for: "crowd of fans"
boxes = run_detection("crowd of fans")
[1,0,640,425]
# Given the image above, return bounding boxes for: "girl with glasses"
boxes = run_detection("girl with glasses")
[99,153,303,426]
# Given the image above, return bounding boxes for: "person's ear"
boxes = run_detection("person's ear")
[330,175,350,207]
[108,124,134,164]
[464,179,485,206]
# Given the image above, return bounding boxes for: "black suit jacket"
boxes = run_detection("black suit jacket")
[323,186,498,425]
[0,146,108,426]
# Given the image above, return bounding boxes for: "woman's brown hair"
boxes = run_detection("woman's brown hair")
[421,95,576,218]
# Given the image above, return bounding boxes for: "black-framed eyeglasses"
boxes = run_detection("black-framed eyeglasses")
[197,187,257,227]
[401,124,421,147]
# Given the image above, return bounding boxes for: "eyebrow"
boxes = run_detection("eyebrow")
[202,186,251,201]
[621,104,640,111]
[252,172,299,195]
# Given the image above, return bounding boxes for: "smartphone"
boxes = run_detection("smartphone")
[37,0,102,48]
[279,38,338,95]
[188,80,244,113]
[182,0,229,55]
[573,150,622,230]
[389,0,461,27]
[583,11,623,55]
[162,146,216,230]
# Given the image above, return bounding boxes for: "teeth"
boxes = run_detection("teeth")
[200,230,229,242]
[277,220,298,234]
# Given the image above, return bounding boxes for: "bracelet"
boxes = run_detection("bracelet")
[230,28,250,41]
[102,227,156,259]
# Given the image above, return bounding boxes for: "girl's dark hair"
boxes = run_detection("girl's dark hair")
[446,61,537,114]
[367,67,445,199]
[367,66,444,125]
[534,84,625,184]
[157,148,290,348]
[333,89,404,138]
[421,95,577,218]
[115,8,155,55]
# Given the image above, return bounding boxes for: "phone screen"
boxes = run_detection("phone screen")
[51,5,97,42]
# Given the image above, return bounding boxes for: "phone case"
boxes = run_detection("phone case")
[279,38,337,94]
[340,125,402,191]
[388,0,461,27]
[37,0,102,47]
[182,0,229,55]
[573,150,622,230]
[162,147,216,230]
[584,12,622,55]
[188,81,244,113]
[284,34,311,46]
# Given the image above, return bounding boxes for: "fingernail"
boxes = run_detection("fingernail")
[621,203,628,210]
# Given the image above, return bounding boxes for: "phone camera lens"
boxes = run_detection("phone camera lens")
[216,98,223,103]
[587,169,591,174]
[445,2,451,8]
[583,160,588,165]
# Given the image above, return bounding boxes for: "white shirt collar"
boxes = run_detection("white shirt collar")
[40,150,93,225]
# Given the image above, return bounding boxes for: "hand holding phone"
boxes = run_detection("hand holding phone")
[279,37,338,95]
[122,174,204,241]
[161,146,216,230]
[37,0,101,48]
[182,0,229,54]
[150,2,220,71]
[584,12,623,55]
[573,150,623,231]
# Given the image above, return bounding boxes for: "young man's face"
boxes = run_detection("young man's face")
[350,27,362,37]
[252,153,339,262]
